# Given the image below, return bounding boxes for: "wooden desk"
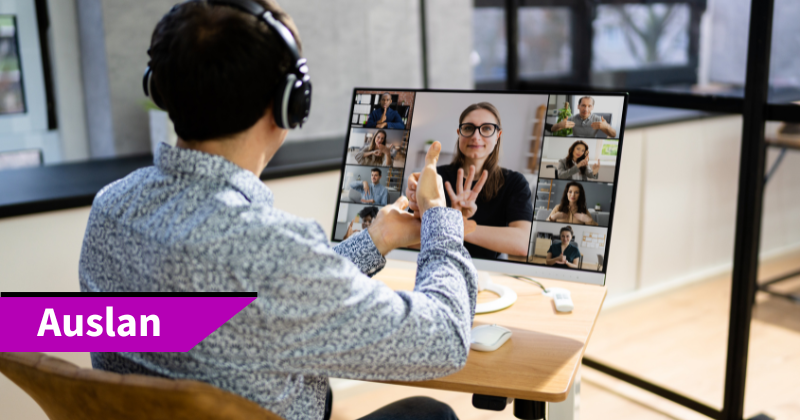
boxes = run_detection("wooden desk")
[373,265,607,404]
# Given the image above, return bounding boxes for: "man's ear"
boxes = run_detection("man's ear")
[263,105,278,129]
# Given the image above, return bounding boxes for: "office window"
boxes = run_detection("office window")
[592,4,690,72]
[518,7,572,79]
[0,15,25,115]
[472,7,506,83]
[476,0,704,90]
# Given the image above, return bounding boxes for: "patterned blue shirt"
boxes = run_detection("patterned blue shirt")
[79,143,477,420]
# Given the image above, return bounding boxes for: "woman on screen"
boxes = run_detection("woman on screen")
[355,130,399,166]
[546,181,598,225]
[410,102,533,260]
[546,226,581,269]
[557,140,601,181]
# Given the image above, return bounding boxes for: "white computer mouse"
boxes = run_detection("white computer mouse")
[470,324,512,352]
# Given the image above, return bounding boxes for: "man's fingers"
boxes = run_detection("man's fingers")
[393,195,409,210]
[408,172,420,189]
[424,141,442,167]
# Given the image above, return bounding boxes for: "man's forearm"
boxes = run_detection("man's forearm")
[602,126,616,137]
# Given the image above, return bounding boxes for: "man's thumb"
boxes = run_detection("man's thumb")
[425,141,441,166]
[601,116,606,122]
[393,195,409,211]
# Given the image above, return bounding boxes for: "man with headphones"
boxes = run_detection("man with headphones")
[79,1,476,419]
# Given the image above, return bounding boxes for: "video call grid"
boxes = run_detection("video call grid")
[335,90,625,273]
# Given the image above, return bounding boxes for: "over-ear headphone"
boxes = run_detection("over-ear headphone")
[142,0,311,129]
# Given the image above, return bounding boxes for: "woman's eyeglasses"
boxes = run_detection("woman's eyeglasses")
[458,123,500,137]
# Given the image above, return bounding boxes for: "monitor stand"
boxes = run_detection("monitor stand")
[475,271,517,314]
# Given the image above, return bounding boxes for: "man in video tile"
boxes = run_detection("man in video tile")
[366,92,405,129]
[550,96,617,138]
[349,167,388,205]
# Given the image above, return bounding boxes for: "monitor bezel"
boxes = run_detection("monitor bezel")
[332,88,629,287]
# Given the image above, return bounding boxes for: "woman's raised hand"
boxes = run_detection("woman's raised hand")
[591,159,600,173]
[445,165,488,220]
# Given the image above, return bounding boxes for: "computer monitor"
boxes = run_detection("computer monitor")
[332,89,628,287]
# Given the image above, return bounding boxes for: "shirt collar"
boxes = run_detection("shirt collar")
[154,143,274,206]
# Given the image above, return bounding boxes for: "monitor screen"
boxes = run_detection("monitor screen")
[332,89,627,286]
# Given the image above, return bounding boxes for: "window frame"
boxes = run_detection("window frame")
[474,0,707,90]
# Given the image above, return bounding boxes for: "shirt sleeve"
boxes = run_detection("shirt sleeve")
[246,207,477,382]
[568,246,581,263]
[557,159,578,179]
[355,145,368,165]
[333,229,386,276]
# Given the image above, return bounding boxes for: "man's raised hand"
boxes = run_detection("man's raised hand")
[367,196,422,255]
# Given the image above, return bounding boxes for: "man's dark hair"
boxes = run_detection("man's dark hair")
[578,96,595,107]
[147,0,302,141]
[358,206,379,220]
[371,168,381,177]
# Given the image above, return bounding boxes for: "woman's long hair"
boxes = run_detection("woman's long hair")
[368,130,387,152]
[564,140,590,176]
[558,181,588,215]
[452,102,504,202]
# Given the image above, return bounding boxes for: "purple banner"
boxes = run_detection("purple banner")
[0,296,256,352]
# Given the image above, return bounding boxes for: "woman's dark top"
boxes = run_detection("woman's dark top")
[437,164,533,260]
[366,107,405,129]
[547,242,581,268]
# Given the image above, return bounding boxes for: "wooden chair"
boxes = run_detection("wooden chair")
[0,352,283,420]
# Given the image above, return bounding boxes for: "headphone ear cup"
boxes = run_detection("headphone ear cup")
[272,75,293,129]
[143,66,166,110]
[288,79,312,128]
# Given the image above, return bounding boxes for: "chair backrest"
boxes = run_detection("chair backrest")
[0,353,283,420]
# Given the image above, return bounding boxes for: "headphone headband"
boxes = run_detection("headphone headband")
[144,0,311,129]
